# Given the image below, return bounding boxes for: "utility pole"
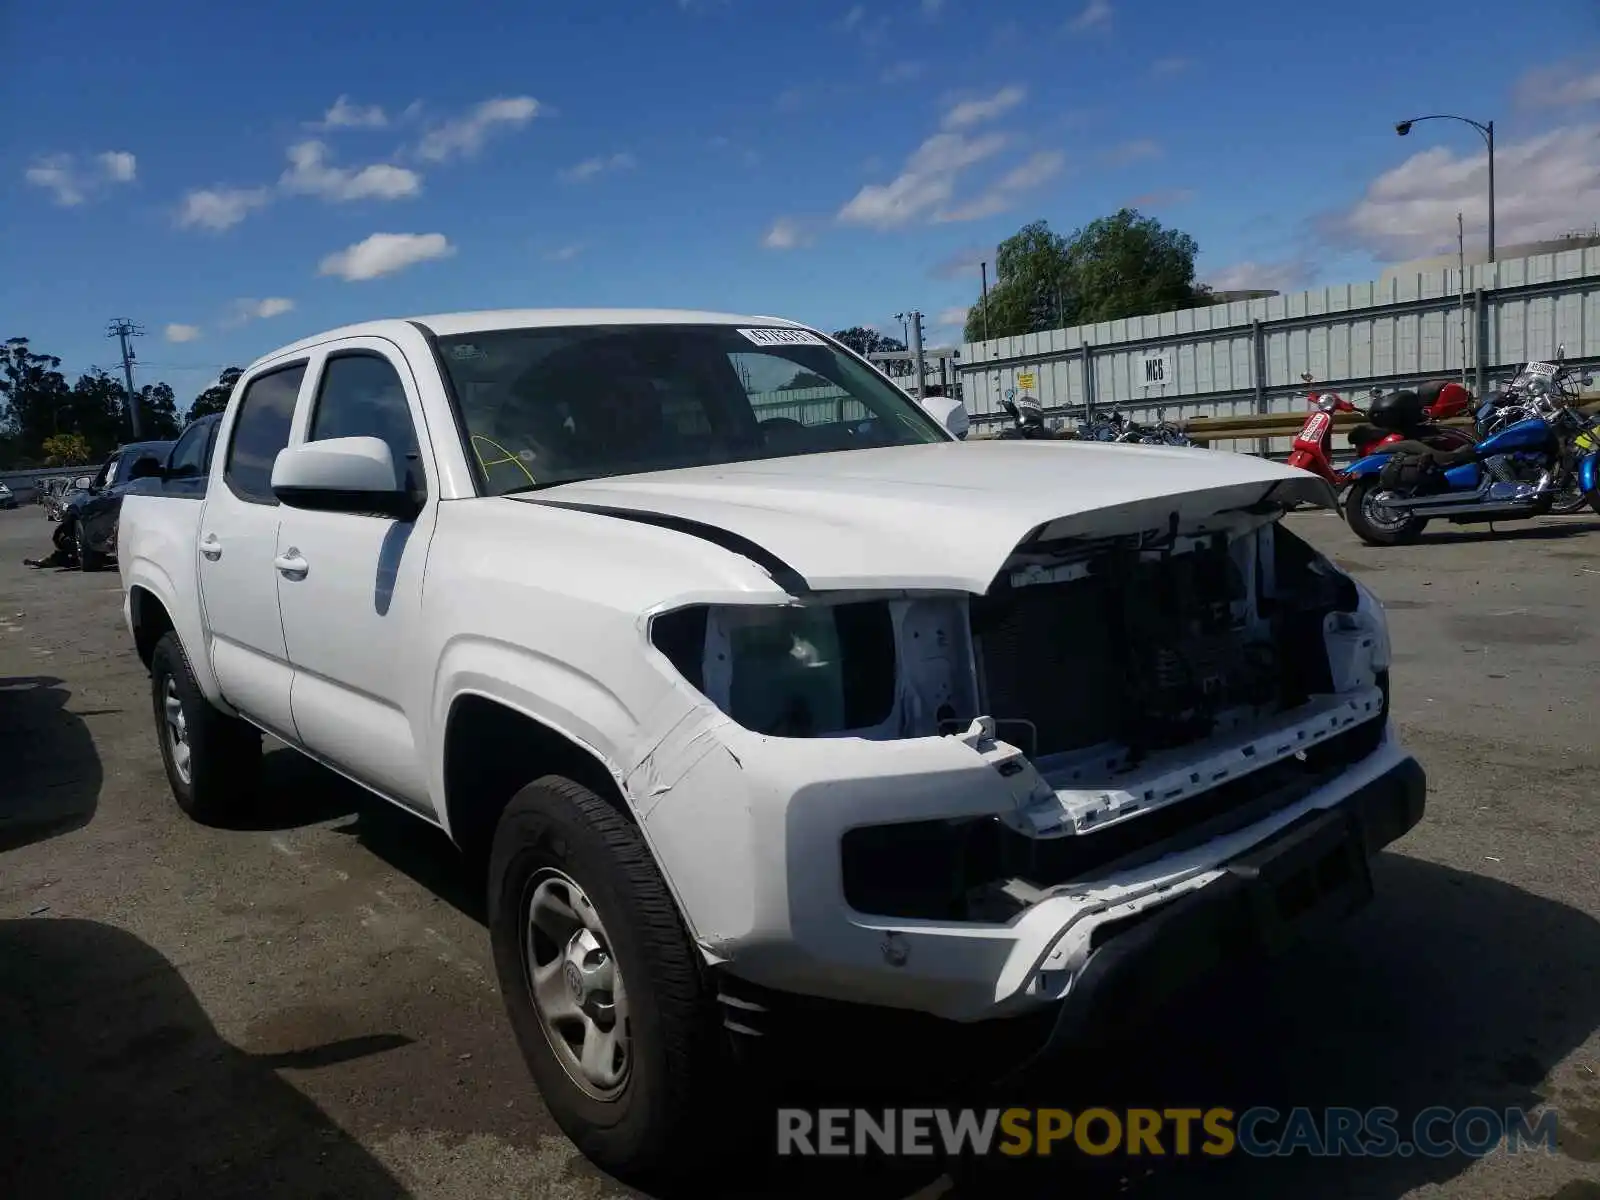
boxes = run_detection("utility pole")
[979,263,991,341]
[107,318,146,439]
[908,310,926,399]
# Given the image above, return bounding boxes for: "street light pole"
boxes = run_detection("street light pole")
[1394,114,1496,263]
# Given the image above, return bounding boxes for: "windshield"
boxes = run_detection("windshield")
[433,323,950,494]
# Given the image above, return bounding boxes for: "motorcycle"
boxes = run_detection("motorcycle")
[1340,384,1600,546]
[1475,349,1598,515]
[994,393,1056,439]
[1285,373,1476,496]
[1113,408,1193,446]
[1077,408,1127,442]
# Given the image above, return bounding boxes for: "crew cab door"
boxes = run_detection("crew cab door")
[197,360,308,740]
[273,340,438,811]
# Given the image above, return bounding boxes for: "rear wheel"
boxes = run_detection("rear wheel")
[149,630,261,823]
[1345,476,1427,546]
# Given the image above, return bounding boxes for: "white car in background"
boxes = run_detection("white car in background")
[116,308,1424,1188]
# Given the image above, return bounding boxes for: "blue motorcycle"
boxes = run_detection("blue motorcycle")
[1342,410,1600,547]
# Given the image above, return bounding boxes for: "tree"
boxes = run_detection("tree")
[188,367,242,420]
[135,382,182,439]
[964,210,1211,342]
[66,370,129,452]
[41,432,93,466]
[832,327,909,374]
[0,337,72,455]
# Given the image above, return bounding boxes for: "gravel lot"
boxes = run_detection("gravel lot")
[2,502,1598,1200]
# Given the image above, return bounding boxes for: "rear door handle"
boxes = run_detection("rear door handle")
[199,534,222,561]
[274,550,309,580]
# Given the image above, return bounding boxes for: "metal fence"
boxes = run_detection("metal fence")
[884,245,1600,454]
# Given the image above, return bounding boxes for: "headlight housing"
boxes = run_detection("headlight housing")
[648,596,976,739]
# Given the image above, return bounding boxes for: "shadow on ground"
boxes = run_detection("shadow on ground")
[1402,517,1600,547]
[0,675,101,852]
[0,917,414,1199]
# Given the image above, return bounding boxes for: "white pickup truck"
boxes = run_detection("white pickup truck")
[118,309,1424,1185]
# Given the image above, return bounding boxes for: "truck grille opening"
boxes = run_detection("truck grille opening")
[969,524,1352,764]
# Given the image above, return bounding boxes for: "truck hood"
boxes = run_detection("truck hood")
[512,440,1334,595]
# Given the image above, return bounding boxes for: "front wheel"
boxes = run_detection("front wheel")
[487,777,739,1190]
[1345,476,1427,547]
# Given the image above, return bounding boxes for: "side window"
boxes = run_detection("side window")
[225,364,306,505]
[166,422,210,479]
[201,419,220,473]
[308,354,425,497]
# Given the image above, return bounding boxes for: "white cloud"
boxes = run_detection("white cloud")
[762,217,809,249]
[881,61,925,84]
[837,130,1009,229]
[24,150,137,206]
[936,305,969,328]
[1204,260,1313,294]
[1336,124,1600,260]
[928,245,994,280]
[1067,0,1111,31]
[544,242,587,262]
[98,151,137,182]
[280,140,421,201]
[921,0,944,14]
[224,297,297,327]
[1515,62,1600,109]
[177,185,273,231]
[558,152,636,183]
[935,149,1064,222]
[415,96,539,162]
[1149,56,1190,77]
[165,323,202,343]
[318,232,455,281]
[313,95,389,129]
[838,5,866,31]
[941,85,1025,130]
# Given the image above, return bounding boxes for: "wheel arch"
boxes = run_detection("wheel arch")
[441,690,637,868]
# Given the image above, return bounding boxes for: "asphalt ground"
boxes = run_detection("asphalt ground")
[1,501,1598,1200]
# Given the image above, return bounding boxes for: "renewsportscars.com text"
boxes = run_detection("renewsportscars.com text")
[776,1106,1560,1159]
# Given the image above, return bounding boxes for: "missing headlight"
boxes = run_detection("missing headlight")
[650,601,896,736]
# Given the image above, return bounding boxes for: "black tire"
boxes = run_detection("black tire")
[1345,476,1427,547]
[149,630,261,823]
[487,776,736,1190]
[76,527,108,572]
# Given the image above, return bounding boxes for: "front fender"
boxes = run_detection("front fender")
[1580,450,1599,495]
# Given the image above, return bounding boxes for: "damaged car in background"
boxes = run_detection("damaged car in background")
[115,309,1425,1189]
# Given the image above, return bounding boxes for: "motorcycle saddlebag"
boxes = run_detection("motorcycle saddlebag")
[1377,449,1449,494]
[1369,388,1426,431]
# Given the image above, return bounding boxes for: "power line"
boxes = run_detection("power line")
[107,318,146,439]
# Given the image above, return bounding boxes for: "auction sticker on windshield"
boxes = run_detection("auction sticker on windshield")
[738,328,827,347]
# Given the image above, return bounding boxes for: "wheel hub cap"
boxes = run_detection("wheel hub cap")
[163,676,191,785]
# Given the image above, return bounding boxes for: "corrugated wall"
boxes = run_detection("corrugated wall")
[907,247,1600,442]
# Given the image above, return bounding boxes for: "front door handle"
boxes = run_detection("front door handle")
[199,533,222,561]
[274,550,309,580]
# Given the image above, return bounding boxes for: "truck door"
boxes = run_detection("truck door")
[273,341,437,811]
[196,360,307,741]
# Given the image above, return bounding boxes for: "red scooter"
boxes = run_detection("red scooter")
[1285,373,1476,491]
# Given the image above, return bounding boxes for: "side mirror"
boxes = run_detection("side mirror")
[128,455,164,482]
[271,437,420,520]
[73,476,92,490]
[920,394,970,440]
[1582,375,1595,389]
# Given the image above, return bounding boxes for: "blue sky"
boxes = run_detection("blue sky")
[3,0,1598,410]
